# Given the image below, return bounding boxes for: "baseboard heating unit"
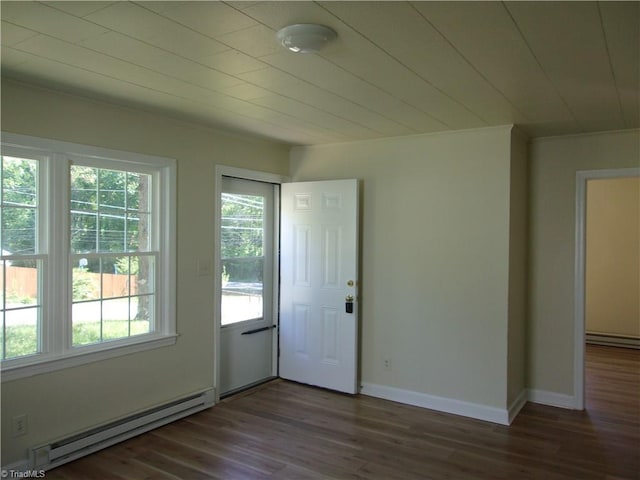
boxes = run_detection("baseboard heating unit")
[29,388,215,471]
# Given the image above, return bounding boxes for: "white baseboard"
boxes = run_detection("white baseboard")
[586,333,640,349]
[360,382,512,425]
[527,389,577,409]
[508,389,528,424]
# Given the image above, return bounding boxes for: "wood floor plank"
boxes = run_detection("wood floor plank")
[153,421,287,476]
[47,345,639,479]
[142,432,273,480]
[131,450,218,480]
[84,450,181,480]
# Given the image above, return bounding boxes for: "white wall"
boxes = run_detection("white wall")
[290,126,526,416]
[0,79,290,465]
[528,129,640,398]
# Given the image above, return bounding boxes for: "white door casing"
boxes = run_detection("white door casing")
[574,167,640,410]
[280,179,360,394]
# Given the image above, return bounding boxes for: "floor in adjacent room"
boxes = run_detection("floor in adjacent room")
[47,344,639,479]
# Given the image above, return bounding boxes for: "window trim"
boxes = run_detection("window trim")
[1,132,177,382]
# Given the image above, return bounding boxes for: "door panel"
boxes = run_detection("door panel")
[220,321,273,394]
[280,179,359,394]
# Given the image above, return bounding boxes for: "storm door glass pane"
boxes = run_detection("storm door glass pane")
[221,193,265,325]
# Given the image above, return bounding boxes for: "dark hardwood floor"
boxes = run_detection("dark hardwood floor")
[47,345,639,479]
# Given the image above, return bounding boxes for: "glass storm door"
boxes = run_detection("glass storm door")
[219,176,276,395]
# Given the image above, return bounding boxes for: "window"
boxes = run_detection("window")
[1,133,176,381]
[220,190,266,325]
[70,166,155,346]
[1,155,43,360]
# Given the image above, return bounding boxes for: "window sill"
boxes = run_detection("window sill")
[1,334,178,382]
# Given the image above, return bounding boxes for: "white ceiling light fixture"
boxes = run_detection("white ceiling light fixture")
[276,24,337,54]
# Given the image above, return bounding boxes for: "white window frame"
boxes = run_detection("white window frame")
[1,133,177,382]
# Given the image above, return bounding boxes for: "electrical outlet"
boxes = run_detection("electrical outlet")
[11,414,28,437]
[383,358,392,371]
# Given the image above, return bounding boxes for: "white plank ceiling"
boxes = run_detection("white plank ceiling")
[1,1,638,145]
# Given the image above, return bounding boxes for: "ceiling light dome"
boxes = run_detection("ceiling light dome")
[276,24,337,54]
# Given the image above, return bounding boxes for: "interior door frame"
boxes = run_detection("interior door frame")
[574,166,640,410]
[214,165,289,402]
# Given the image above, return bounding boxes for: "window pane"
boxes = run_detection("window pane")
[72,264,100,302]
[5,260,38,305]
[102,256,130,299]
[72,301,101,346]
[130,300,151,335]
[98,211,125,252]
[99,169,126,212]
[221,192,265,326]
[127,213,150,251]
[221,193,264,258]
[70,166,97,212]
[221,257,264,325]
[131,173,151,213]
[2,256,41,359]
[4,308,39,359]
[126,173,151,252]
[1,207,36,254]
[132,255,155,295]
[2,157,37,206]
[131,255,154,328]
[71,211,97,253]
[102,298,131,341]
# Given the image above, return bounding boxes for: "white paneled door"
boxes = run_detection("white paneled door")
[280,179,360,394]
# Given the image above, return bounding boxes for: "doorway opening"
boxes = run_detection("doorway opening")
[214,168,361,401]
[575,167,640,410]
[214,166,286,400]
